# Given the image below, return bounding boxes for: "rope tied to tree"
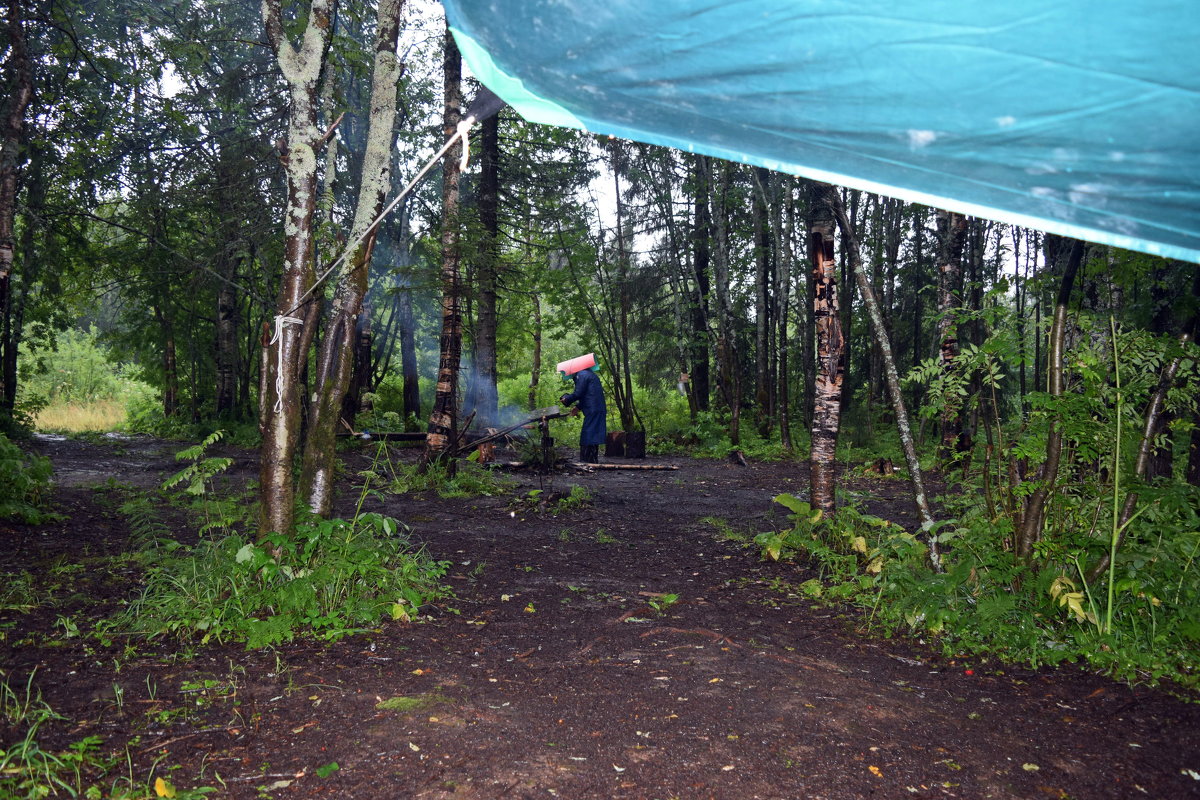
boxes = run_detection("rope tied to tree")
[282,87,505,320]
[269,314,304,413]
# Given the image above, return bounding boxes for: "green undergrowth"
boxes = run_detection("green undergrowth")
[385,457,510,499]
[0,432,57,523]
[750,493,1200,693]
[104,434,453,649]
[0,670,214,799]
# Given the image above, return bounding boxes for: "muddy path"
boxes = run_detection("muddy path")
[3,436,1199,799]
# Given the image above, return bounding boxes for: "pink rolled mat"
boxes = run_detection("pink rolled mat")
[557,353,595,376]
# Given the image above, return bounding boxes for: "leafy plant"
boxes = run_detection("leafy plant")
[118,510,452,648]
[648,593,680,615]
[0,432,56,523]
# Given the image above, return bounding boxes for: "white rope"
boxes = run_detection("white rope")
[285,114,479,318]
[269,314,304,414]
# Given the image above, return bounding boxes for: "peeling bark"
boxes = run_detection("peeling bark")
[421,24,464,470]
[301,0,405,516]
[258,0,335,538]
[808,181,844,514]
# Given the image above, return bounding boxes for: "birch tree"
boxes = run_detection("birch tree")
[258,0,334,538]
[807,181,844,513]
[301,0,406,516]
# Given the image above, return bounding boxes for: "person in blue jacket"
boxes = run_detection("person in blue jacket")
[560,365,606,463]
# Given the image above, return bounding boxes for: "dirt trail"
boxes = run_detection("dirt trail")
[3,436,1199,799]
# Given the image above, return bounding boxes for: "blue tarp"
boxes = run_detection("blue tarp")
[443,1,1200,263]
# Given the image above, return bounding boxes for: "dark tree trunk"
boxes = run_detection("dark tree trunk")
[690,155,712,412]
[474,110,500,427]
[0,142,40,415]
[776,177,795,452]
[399,289,420,419]
[422,25,465,469]
[0,0,32,389]
[753,167,772,437]
[1014,237,1084,563]
[935,209,968,458]
[528,294,542,411]
[712,162,740,446]
[808,181,845,514]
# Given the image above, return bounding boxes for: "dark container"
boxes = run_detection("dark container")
[625,430,646,459]
[605,431,626,457]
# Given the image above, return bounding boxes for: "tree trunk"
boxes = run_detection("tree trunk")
[808,181,845,514]
[712,162,740,446]
[400,289,420,419]
[1087,330,1193,583]
[301,0,404,515]
[832,195,940,566]
[776,177,794,452]
[690,156,712,413]
[753,167,772,437]
[421,24,465,470]
[1014,237,1084,562]
[528,294,542,411]
[0,0,32,373]
[474,110,500,427]
[258,0,334,538]
[935,209,968,458]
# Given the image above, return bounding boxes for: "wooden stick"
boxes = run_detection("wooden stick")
[570,462,678,470]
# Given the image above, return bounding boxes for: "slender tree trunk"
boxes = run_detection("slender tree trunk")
[529,294,542,411]
[690,155,712,413]
[1014,237,1084,562]
[753,168,772,437]
[421,25,465,469]
[258,0,334,538]
[400,289,420,419]
[935,209,968,458]
[0,0,32,374]
[302,0,404,514]
[833,196,940,566]
[1087,330,1193,582]
[474,110,500,427]
[0,141,39,414]
[808,181,845,513]
[712,162,740,446]
[777,178,795,452]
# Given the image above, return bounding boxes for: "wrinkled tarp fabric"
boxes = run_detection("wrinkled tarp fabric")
[444,0,1200,263]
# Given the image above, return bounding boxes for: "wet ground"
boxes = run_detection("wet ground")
[3,435,1199,799]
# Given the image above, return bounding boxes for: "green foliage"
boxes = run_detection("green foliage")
[115,503,452,648]
[389,459,508,499]
[0,432,57,523]
[648,592,680,615]
[19,326,144,405]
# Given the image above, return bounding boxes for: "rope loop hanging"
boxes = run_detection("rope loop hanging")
[269,314,304,414]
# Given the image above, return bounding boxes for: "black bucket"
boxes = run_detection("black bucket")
[625,430,646,459]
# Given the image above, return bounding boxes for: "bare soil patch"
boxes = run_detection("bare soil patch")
[3,435,1199,799]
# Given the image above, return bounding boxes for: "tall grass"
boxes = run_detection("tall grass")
[35,398,129,433]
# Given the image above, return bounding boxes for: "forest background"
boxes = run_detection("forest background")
[2,0,1200,689]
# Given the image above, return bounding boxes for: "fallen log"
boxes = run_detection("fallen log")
[570,462,679,470]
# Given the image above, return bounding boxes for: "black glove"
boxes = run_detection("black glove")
[559,394,570,405]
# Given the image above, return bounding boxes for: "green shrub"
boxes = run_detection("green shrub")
[117,511,452,649]
[0,433,55,523]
